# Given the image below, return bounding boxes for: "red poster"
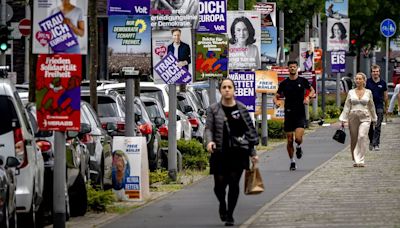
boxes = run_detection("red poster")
[36,54,82,131]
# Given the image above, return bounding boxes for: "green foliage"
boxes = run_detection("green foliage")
[267,120,286,139]
[309,107,324,121]
[177,139,209,170]
[227,0,257,10]
[177,139,206,156]
[325,105,342,119]
[182,154,209,170]
[149,169,169,185]
[87,184,115,212]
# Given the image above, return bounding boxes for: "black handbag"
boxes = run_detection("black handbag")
[333,126,346,144]
[225,119,250,150]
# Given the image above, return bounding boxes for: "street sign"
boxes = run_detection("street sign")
[380,19,396,38]
[18,19,31,36]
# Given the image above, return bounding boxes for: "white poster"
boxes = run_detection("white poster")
[227,11,261,70]
[327,18,350,51]
[254,2,276,27]
[299,42,314,72]
[33,0,88,54]
[152,28,193,84]
[112,136,148,201]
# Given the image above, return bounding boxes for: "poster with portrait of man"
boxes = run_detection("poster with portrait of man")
[33,0,88,54]
[254,2,276,27]
[227,11,261,70]
[150,0,199,29]
[327,18,350,51]
[152,28,193,84]
[108,16,152,78]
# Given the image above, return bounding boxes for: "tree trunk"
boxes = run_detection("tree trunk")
[89,0,98,112]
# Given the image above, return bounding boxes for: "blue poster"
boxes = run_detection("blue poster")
[154,52,192,84]
[228,71,256,112]
[197,0,227,33]
[108,0,150,15]
[331,51,346,73]
[261,27,277,63]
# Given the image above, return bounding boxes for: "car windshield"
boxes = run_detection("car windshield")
[141,89,165,108]
[82,96,122,118]
[143,102,162,121]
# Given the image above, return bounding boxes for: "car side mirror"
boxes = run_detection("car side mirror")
[80,123,91,134]
[6,156,20,169]
[106,122,118,133]
[183,105,193,113]
[66,131,79,139]
[154,117,165,128]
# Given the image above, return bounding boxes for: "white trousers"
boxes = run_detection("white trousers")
[348,111,371,165]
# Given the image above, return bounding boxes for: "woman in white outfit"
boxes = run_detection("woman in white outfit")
[339,72,377,167]
[388,83,400,115]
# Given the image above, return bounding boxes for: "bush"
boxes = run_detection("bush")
[87,184,115,212]
[326,105,342,119]
[149,169,169,184]
[309,107,324,121]
[182,154,208,170]
[258,119,285,139]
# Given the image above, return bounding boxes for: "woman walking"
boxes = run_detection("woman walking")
[339,72,377,167]
[205,78,259,226]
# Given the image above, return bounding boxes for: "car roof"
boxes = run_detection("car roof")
[0,79,17,96]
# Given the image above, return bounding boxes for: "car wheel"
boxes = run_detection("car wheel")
[69,174,88,217]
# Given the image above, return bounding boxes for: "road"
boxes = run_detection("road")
[102,124,348,227]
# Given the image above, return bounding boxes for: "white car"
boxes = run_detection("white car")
[0,79,44,226]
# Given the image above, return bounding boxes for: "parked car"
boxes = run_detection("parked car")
[24,102,89,218]
[177,92,205,142]
[80,101,113,189]
[0,79,44,226]
[0,156,20,228]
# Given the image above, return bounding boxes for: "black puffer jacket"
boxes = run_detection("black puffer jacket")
[205,101,259,156]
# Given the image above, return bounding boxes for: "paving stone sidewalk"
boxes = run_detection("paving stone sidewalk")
[242,118,400,228]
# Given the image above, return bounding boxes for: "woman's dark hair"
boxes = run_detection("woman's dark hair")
[218,78,236,91]
[330,22,347,40]
[229,16,256,45]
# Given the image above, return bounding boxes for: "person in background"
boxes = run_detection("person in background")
[273,61,315,171]
[339,72,377,167]
[388,83,400,115]
[205,78,259,226]
[366,65,388,151]
[167,28,191,70]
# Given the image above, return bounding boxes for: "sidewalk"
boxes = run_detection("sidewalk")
[242,118,400,227]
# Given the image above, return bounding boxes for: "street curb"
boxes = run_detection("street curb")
[239,144,350,228]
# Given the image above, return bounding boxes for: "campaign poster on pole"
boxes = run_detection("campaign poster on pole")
[227,11,261,70]
[108,15,151,77]
[111,136,149,201]
[314,48,323,74]
[107,0,150,15]
[255,70,278,94]
[228,71,256,112]
[152,28,193,84]
[254,2,276,27]
[261,27,277,64]
[390,35,400,59]
[331,50,346,73]
[299,42,314,72]
[36,54,81,131]
[197,0,227,33]
[195,33,228,80]
[327,18,350,51]
[33,0,88,54]
[325,0,348,18]
[150,0,199,29]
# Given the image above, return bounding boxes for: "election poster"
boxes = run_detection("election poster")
[107,0,150,15]
[255,93,284,120]
[299,42,314,72]
[314,49,323,74]
[227,11,261,70]
[390,35,400,59]
[261,27,277,63]
[36,54,81,131]
[254,2,276,27]
[325,0,348,18]
[195,33,228,80]
[108,16,152,77]
[33,0,88,54]
[198,0,227,33]
[150,0,199,29]
[331,50,346,73]
[112,136,149,201]
[255,70,278,94]
[152,28,193,84]
[228,71,256,112]
[327,18,350,51]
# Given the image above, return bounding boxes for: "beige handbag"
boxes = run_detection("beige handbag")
[244,164,264,195]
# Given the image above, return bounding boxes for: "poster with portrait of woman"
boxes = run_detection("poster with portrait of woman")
[327,18,350,51]
[33,0,88,54]
[299,42,314,72]
[227,11,261,70]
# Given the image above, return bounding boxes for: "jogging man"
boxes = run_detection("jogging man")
[366,64,388,151]
[273,61,315,171]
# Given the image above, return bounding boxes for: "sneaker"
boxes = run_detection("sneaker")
[225,216,234,226]
[374,146,380,151]
[296,146,303,159]
[290,162,296,171]
[369,144,373,151]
